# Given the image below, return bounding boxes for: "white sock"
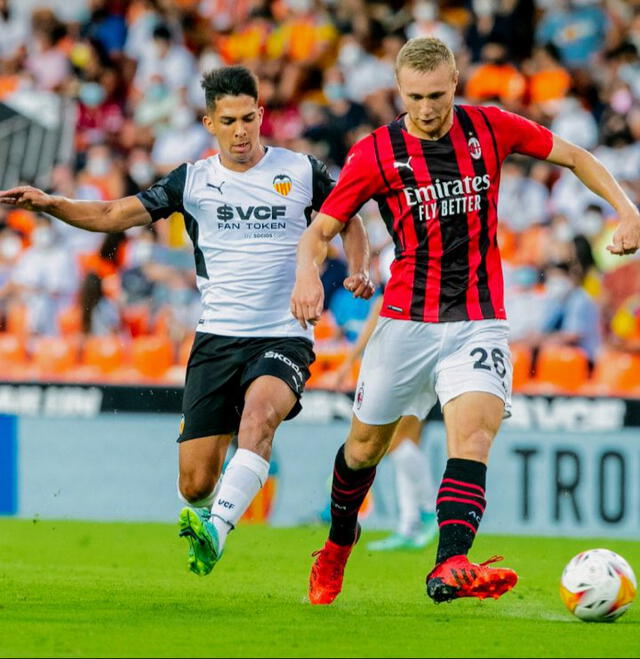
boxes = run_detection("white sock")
[209,448,269,550]
[391,439,435,536]
[177,477,219,512]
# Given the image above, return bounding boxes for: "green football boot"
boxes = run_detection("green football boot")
[178,507,221,576]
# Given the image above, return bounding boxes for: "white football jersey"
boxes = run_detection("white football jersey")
[137,147,334,339]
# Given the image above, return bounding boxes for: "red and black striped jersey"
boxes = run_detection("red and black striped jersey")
[320,104,554,323]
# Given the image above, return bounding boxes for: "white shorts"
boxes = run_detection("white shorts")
[353,318,512,425]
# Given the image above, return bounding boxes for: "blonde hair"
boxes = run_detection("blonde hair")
[395,37,456,76]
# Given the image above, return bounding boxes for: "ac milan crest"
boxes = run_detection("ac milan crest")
[468,136,482,160]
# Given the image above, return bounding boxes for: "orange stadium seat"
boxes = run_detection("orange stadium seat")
[581,349,640,396]
[510,344,533,391]
[306,345,349,389]
[6,303,29,337]
[0,333,27,377]
[131,335,174,379]
[31,336,79,378]
[178,333,195,367]
[529,345,590,393]
[58,305,83,337]
[313,311,338,341]
[82,335,127,375]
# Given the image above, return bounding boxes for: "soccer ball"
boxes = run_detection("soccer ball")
[560,548,637,622]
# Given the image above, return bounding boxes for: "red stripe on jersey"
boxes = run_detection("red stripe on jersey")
[400,129,443,322]
[449,117,482,319]
[375,126,420,320]
[470,107,506,318]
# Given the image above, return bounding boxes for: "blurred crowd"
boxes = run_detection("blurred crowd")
[0,0,639,389]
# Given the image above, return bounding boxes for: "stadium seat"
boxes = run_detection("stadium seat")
[122,305,151,338]
[131,335,174,379]
[581,349,640,396]
[0,333,27,377]
[306,344,349,389]
[178,333,195,367]
[510,344,532,391]
[6,303,29,337]
[82,335,127,375]
[31,336,79,378]
[58,305,83,337]
[313,311,338,341]
[528,345,590,393]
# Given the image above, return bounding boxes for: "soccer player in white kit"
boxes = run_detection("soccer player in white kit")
[0,66,374,577]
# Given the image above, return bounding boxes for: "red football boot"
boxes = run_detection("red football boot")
[426,554,518,603]
[309,525,361,605]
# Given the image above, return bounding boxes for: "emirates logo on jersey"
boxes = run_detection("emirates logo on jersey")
[468,137,482,160]
[356,383,365,409]
[273,174,293,196]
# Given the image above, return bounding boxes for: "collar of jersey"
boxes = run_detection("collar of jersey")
[395,110,458,143]
[214,146,272,175]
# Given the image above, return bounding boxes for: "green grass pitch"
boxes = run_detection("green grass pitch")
[0,519,638,658]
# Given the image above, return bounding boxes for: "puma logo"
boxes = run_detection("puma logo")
[207,181,225,193]
[393,156,413,171]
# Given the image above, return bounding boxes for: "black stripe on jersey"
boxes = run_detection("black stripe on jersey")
[456,106,494,317]
[372,132,392,193]
[388,122,427,321]
[477,108,500,168]
[308,155,335,210]
[418,129,469,321]
[183,211,208,279]
[306,154,335,226]
[136,163,208,279]
[376,195,404,255]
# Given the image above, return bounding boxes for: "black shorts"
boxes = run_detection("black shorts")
[178,332,315,442]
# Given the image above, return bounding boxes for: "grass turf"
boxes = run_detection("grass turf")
[0,519,638,658]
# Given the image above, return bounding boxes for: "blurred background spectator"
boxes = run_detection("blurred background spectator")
[0,0,637,393]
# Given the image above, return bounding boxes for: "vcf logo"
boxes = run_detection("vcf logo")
[273,174,292,196]
[468,137,482,160]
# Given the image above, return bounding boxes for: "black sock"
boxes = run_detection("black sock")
[435,458,487,564]
[328,445,376,546]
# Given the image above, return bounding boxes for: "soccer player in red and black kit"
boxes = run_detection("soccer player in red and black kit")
[291,37,640,605]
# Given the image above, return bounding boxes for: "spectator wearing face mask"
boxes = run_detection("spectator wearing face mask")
[504,264,546,342]
[522,261,602,368]
[75,67,125,154]
[150,105,210,175]
[77,144,125,201]
[3,216,78,336]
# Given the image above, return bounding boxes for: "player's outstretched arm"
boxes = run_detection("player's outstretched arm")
[545,135,640,256]
[0,186,151,233]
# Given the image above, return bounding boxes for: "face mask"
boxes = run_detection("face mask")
[324,83,347,102]
[129,161,155,187]
[32,226,54,249]
[582,210,603,237]
[338,43,363,68]
[553,223,573,243]
[0,236,21,260]
[546,276,573,300]
[87,157,110,177]
[414,1,436,21]
[79,82,106,108]
[132,241,153,265]
[147,82,169,102]
[513,267,538,289]
[171,107,193,131]
[610,88,632,115]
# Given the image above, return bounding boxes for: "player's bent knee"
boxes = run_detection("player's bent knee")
[179,475,216,504]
